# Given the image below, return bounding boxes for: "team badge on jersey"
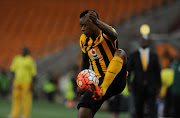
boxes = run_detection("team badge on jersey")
[90,48,97,57]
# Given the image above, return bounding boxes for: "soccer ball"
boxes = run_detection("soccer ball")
[76,69,99,92]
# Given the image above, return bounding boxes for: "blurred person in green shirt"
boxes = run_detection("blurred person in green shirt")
[0,68,9,97]
[43,72,56,102]
[9,47,37,118]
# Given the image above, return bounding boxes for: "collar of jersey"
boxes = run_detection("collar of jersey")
[89,30,102,47]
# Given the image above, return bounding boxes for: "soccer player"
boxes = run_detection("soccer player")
[76,10,128,118]
[9,47,37,118]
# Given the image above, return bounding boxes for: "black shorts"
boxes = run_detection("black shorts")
[77,71,126,116]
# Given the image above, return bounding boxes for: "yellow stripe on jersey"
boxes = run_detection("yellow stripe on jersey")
[100,36,114,62]
[80,28,118,79]
[93,46,107,77]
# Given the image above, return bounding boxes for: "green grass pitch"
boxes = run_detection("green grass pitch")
[0,98,129,118]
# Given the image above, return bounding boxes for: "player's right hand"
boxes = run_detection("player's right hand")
[89,82,103,101]
[86,11,98,24]
[76,87,85,97]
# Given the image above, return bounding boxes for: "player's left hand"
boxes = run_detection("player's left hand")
[86,11,98,24]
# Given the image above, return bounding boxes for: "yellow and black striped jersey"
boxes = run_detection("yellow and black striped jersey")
[80,28,118,79]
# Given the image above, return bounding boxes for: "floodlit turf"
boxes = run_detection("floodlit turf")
[0,98,129,118]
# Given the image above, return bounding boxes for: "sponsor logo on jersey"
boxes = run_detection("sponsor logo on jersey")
[90,48,97,57]
[90,48,103,60]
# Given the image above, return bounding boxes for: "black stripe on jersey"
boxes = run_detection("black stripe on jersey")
[98,43,109,67]
[92,39,95,46]
[89,59,94,71]
[95,59,105,77]
[102,34,116,56]
[85,37,90,52]
[89,37,99,53]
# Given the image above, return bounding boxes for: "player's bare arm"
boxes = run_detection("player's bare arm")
[86,11,118,41]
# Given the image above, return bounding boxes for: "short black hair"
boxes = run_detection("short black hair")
[79,10,99,19]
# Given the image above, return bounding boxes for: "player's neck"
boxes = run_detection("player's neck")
[91,30,100,41]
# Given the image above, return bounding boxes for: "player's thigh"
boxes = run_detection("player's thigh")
[105,74,126,98]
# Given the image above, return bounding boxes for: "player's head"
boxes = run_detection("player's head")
[80,10,99,19]
[79,10,99,37]
[140,38,151,49]
[22,46,30,56]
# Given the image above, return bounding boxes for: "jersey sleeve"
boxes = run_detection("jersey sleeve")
[79,34,87,53]
[102,27,118,49]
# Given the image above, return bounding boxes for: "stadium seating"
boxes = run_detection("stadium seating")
[0,0,174,69]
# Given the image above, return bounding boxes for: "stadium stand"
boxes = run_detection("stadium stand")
[0,0,176,69]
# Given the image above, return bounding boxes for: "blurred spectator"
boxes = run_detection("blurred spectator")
[43,71,57,102]
[9,47,37,118]
[107,94,122,118]
[121,84,131,114]
[156,44,178,69]
[0,68,9,98]
[159,68,174,99]
[171,54,180,118]
[127,38,161,118]
[107,83,130,118]
[156,44,178,117]
[159,68,174,117]
[65,68,78,108]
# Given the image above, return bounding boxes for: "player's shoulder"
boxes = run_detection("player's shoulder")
[80,34,87,42]
[80,34,87,45]
[110,26,116,32]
